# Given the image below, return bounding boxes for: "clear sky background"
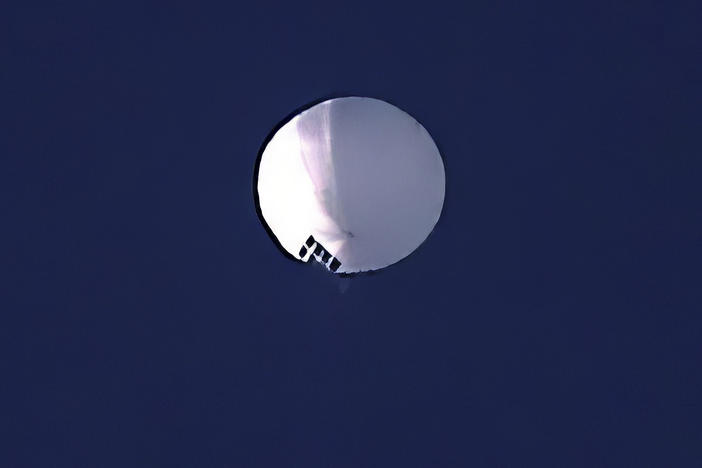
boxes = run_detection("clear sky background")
[2,1,701,466]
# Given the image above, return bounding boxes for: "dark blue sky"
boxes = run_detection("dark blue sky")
[3,1,701,466]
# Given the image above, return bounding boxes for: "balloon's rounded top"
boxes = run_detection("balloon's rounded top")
[255,97,445,274]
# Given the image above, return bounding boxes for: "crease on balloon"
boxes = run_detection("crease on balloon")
[295,102,349,256]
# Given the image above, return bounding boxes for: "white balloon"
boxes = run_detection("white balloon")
[255,97,445,274]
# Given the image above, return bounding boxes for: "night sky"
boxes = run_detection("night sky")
[3,1,701,466]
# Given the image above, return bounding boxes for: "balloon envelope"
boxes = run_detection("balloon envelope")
[255,97,445,274]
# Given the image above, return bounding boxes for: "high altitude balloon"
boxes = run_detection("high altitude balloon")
[255,97,445,274]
